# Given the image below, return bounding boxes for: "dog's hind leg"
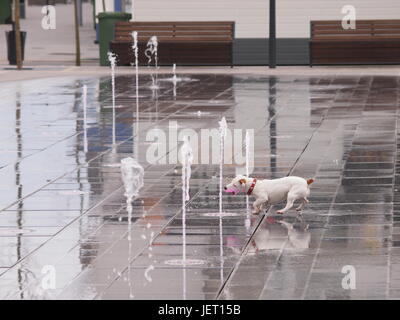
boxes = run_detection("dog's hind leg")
[277,193,296,214]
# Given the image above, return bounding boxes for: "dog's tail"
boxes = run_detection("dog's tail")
[307,178,314,186]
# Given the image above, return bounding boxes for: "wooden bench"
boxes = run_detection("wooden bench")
[310,19,400,65]
[110,21,235,67]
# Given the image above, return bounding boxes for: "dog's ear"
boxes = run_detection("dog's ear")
[239,178,246,185]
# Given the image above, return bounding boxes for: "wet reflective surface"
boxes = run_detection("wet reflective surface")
[0,74,399,299]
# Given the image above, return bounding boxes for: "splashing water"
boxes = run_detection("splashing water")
[131,31,140,157]
[159,63,197,85]
[201,117,231,218]
[120,157,144,217]
[164,138,204,298]
[245,130,251,230]
[219,117,227,214]
[173,80,177,99]
[108,51,117,66]
[131,31,140,100]
[145,36,158,68]
[218,117,227,284]
[181,138,193,203]
[131,31,139,69]
[158,62,198,99]
[82,85,88,153]
[181,118,229,287]
[144,265,154,282]
[107,51,117,146]
[120,157,144,299]
[172,63,177,81]
[180,137,193,270]
[145,36,160,90]
[245,131,250,187]
[181,138,192,300]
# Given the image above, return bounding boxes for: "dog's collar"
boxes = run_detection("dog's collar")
[247,178,257,196]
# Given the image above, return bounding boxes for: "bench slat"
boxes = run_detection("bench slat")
[116,21,234,26]
[115,30,232,35]
[312,25,372,31]
[312,35,400,41]
[312,25,400,30]
[312,19,400,24]
[114,38,233,42]
[114,21,234,41]
[372,29,400,34]
[313,30,374,35]
[115,26,233,31]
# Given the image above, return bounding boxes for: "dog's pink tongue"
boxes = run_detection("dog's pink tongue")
[225,188,238,194]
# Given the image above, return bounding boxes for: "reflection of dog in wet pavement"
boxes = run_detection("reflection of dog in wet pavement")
[250,217,310,252]
[224,175,314,215]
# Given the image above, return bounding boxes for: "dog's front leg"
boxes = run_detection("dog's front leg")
[296,197,309,211]
[252,198,268,215]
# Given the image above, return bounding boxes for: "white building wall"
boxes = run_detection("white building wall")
[132,0,400,38]
[277,0,400,38]
[95,0,115,22]
[132,0,269,38]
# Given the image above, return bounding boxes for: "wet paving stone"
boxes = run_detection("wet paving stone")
[0,74,399,299]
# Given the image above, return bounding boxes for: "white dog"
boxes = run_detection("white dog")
[224,175,314,214]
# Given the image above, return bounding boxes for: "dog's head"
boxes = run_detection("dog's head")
[224,175,248,195]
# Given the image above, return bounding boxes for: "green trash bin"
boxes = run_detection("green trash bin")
[97,12,132,66]
[0,0,12,25]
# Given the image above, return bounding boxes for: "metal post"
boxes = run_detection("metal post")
[73,0,81,66]
[269,0,276,68]
[78,0,83,26]
[20,0,26,19]
[14,0,23,70]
